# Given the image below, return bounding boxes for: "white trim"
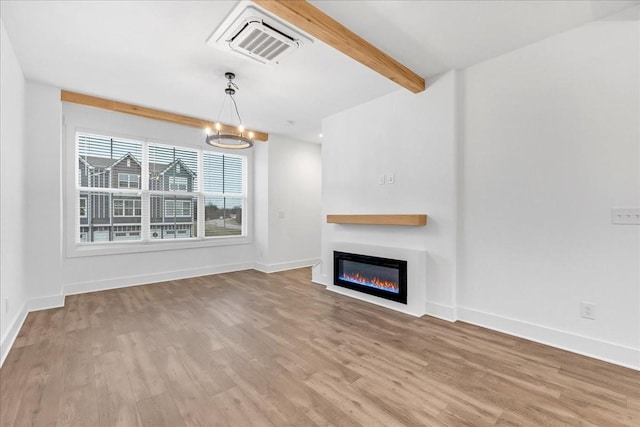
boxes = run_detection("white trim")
[311,264,327,285]
[457,306,640,371]
[27,294,65,312]
[168,175,188,191]
[0,300,28,368]
[69,235,252,258]
[253,258,319,273]
[164,199,191,217]
[453,69,464,326]
[424,301,457,322]
[113,198,142,217]
[325,286,422,318]
[79,196,87,218]
[117,172,140,189]
[64,262,254,295]
[0,294,65,368]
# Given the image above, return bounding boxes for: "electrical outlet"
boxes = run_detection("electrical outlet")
[611,208,640,225]
[386,173,395,184]
[580,302,596,320]
[278,210,285,219]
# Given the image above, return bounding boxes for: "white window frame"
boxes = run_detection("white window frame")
[113,199,142,217]
[79,197,87,218]
[66,125,251,258]
[168,176,188,192]
[164,200,192,217]
[118,173,139,189]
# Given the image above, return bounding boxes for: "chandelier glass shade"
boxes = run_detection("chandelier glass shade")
[205,72,254,149]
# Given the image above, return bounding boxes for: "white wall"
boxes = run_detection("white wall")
[0,20,28,364]
[264,135,321,271]
[459,17,640,368]
[24,83,63,308]
[317,71,458,320]
[253,140,270,267]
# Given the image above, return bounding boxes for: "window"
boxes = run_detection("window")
[113,199,142,217]
[79,197,87,217]
[169,176,188,191]
[164,200,192,217]
[75,132,246,244]
[113,225,141,241]
[118,173,139,188]
[202,153,244,237]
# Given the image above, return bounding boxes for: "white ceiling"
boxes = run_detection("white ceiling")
[1,0,638,143]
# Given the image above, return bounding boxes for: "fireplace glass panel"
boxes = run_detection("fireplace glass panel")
[339,260,400,294]
[334,251,407,304]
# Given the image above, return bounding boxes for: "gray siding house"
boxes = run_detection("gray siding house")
[79,153,197,242]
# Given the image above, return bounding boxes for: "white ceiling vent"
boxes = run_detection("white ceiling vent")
[207,2,312,65]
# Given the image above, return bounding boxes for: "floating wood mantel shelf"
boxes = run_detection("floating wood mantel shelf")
[327,214,427,226]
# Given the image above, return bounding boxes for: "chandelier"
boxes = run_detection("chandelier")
[205,72,254,149]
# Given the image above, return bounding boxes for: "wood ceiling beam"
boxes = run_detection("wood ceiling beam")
[60,90,269,142]
[253,0,425,93]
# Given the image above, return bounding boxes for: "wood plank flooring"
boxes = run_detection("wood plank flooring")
[1,268,638,426]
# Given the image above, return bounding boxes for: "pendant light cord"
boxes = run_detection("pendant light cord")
[215,77,243,130]
[230,95,243,127]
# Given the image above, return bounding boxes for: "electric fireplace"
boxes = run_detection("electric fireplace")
[334,251,407,304]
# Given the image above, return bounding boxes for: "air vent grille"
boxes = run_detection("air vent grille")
[207,2,312,65]
[230,21,296,63]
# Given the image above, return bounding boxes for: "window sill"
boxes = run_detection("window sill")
[66,235,252,258]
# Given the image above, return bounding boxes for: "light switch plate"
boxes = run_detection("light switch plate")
[611,208,640,225]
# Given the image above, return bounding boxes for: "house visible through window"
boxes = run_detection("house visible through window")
[76,132,246,244]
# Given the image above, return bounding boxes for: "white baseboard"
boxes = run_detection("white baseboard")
[458,306,640,371]
[325,285,423,318]
[425,301,457,322]
[313,275,457,321]
[64,262,254,296]
[312,272,420,315]
[311,271,328,287]
[0,300,28,368]
[311,270,329,286]
[253,258,318,274]
[0,293,65,368]
[28,294,65,311]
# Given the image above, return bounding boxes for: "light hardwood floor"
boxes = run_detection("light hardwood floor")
[1,268,638,426]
